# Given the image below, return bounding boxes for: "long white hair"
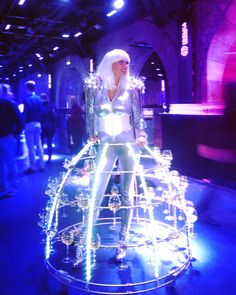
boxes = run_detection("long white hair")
[96,49,130,90]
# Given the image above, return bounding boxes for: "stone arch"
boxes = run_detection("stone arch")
[206,0,236,104]
[94,19,179,103]
[58,68,82,108]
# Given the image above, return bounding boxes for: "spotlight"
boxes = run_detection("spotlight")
[5,24,11,30]
[18,0,26,5]
[113,0,124,9]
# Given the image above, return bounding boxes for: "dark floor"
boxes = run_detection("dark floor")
[1,154,236,295]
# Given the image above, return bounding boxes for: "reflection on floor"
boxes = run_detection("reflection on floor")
[0,153,236,295]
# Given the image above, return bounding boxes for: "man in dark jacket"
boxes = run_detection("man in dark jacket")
[23,80,45,173]
[0,84,24,197]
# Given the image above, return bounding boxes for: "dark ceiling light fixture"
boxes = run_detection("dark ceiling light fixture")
[74,31,82,38]
[62,33,70,38]
[18,0,26,6]
[5,24,11,30]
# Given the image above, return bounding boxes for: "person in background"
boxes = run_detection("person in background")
[40,93,56,165]
[0,84,24,197]
[23,80,45,174]
[84,49,147,261]
[66,95,85,154]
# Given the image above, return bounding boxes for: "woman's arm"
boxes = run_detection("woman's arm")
[84,75,100,140]
[130,78,148,147]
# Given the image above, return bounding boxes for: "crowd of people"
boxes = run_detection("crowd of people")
[0,79,87,198]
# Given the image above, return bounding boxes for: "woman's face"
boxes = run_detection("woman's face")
[112,59,129,81]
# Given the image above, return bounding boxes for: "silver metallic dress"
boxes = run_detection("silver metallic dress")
[84,75,146,242]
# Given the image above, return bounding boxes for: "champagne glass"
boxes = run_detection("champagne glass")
[179,175,189,193]
[108,186,121,230]
[45,227,57,254]
[60,193,69,218]
[84,159,96,174]
[161,149,173,169]
[153,146,161,162]
[91,233,101,268]
[76,189,90,225]
[61,231,74,263]
[139,194,148,214]
[73,229,86,267]
[38,208,48,243]
[170,170,180,186]
[63,158,72,170]
[161,190,173,220]
[88,146,97,157]
[185,201,197,237]
[117,243,128,271]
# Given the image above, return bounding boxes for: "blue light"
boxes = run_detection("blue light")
[18,0,26,5]
[74,32,82,38]
[106,10,117,17]
[62,33,70,38]
[113,0,124,9]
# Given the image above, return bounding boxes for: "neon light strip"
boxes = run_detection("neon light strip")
[86,143,108,283]
[45,142,92,259]
[127,143,159,278]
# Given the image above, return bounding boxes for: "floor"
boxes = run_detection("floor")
[1,153,236,295]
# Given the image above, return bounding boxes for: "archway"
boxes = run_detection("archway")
[206,0,236,104]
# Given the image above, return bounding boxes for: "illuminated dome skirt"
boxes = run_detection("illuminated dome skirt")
[43,142,197,294]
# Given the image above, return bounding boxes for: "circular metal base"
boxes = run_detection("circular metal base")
[46,221,191,294]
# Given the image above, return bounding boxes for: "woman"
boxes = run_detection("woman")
[84,49,147,261]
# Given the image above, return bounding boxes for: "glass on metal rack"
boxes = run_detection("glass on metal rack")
[108,185,121,230]
[43,143,198,294]
[61,230,74,264]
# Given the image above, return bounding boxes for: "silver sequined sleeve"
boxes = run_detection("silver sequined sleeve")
[129,77,147,137]
[84,75,100,136]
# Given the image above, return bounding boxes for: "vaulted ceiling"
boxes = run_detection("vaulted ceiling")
[0,0,194,80]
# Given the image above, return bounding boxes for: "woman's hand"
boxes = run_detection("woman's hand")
[136,136,147,147]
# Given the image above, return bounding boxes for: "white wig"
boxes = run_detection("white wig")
[96,49,130,90]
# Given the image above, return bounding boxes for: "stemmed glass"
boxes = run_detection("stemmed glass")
[108,186,121,230]
[73,230,86,267]
[88,146,97,157]
[179,175,189,193]
[170,170,180,186]
[153,146,161,163]
[91,233,101,268]
[161,149,173,169]
[84,159,96,174]
[139,194,148,224]
[161,190,173,221]
[63,158,72,170]
[60,193,69,218]
[76,189,90,225]
[38,208,48,243]
[117,243,128,271]
[45,227,57,254]
[61,231,74,263]
[185,201,198,237]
